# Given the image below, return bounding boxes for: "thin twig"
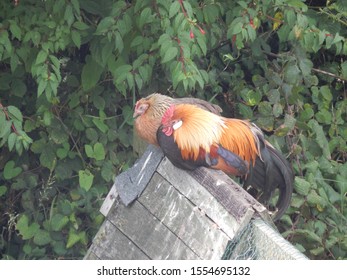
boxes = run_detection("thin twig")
[311,67,347,82]
[264,51,347,82]
[319,8,347,27]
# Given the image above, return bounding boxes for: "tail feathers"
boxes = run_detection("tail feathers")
[244,141,294,221]
[265,144,294,220]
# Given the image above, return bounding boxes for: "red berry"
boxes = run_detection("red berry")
[190,30,194,39]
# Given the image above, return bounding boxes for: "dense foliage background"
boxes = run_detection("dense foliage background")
[0,0,346,259]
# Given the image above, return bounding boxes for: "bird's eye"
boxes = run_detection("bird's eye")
[139,104,148,112]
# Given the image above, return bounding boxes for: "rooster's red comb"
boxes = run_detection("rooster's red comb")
[161,104,175,124]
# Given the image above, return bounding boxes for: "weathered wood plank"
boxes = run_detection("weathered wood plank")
[84,250,100,260]
[108,199,199,260]
[86,220,149,260]
[100,185,119,217]
[188,167,274,226]
[188,166,266,218]
[114,145,164,206]
[187,167,268,232]
[139,172,230,259]
[157,157,249,238]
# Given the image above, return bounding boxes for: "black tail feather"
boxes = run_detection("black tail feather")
[243,140,294,221]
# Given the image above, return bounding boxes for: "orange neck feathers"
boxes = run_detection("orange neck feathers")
[162,104,260,164]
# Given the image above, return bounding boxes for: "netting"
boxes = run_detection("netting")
[222,219,257,260]
[222,218,307,260]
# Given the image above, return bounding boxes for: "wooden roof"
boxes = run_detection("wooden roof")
[85,145,306,260]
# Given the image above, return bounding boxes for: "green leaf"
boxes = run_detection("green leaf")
[169,1,180,18]
[183,1,193,18]
[16,215,40,240]
[92,95,106,111]
[50,214,69,231]
[115,31,124,52]
[114,64,132,83]
[139,7,151,29]
[320,85,332,102]
[9,20,22,40]
[299,104,314,121]
[285,9,296,27]
[246,24,256,41]
[299,58,313,76]
[162,46,178,63]
[101,161,114,182]
[37,79,48,97]
[315,109,332,124]
[273,103,283,118]
[135,73,143,90]
[341,61,347,79]
[81,55,103,90]
[307,190,327,209]
[101,40,114,66]
[283,114,296,130]
[228,21,243,37]
[71,30,81,48]
[294,177,311,196]
[126,72,135,90]
[196,36,207,56]
[93,142,105,161]
[92,118,108,133]
[158,33,171,46]
[308,120,331,159]
[36,50,48,65]
[33,229,51,246]
[66,228,86,249]
[291,195,305,208]
[40,148,56,170]
[86,128,99,142]
[85,144,94,158]
[4,160,22,179]
[64,4,74,26]
[237,103,253,119]
[56,147,69,159]
[79,169,94,191]
[258,101,273,116]
[130,36,143,48]
[240,89,261,106]
[8,132,17,151]
[203,4,220,24]
[66,229,80,249]
[0,185,7,197]
[287,0,308,11]
[95,17,114,35]
[284,64,300,85]
[7,105,23,122]
[10,53,19,72]
[71,0,80,14]
[0,118,11,138]
[73,21,89,30]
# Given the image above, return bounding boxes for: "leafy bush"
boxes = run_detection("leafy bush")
[0,0,346,259]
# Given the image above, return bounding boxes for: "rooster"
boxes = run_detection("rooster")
[156,104,294,221]
[133,93,293,220]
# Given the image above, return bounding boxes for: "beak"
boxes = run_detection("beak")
[133,105,140,118]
